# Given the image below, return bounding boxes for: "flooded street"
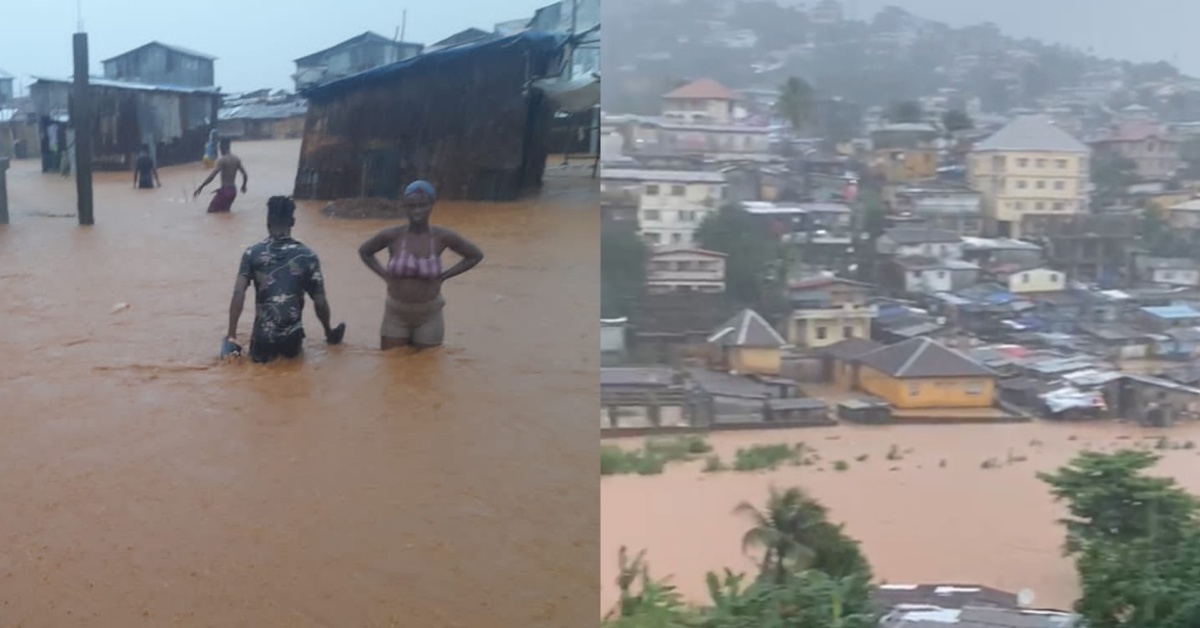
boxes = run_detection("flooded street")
[0,140,597,627]
[601,422,1200,615]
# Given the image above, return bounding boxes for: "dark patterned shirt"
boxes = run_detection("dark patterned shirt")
[237,236,325,343]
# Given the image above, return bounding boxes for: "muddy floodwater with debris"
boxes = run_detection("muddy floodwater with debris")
[0,140,597,626]
[601,421,1200,615]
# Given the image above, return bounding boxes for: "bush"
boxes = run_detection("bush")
[645,435,712,462]
[703,455,727,473]
[602,445,636,475]
[886,445,903,461]
[634,454,666,475]
[733,444,799,471]
[833,460,849,472]
[855,454,869,462]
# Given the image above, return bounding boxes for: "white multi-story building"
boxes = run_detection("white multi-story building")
[645,247,727,294]
[600,169,727,246]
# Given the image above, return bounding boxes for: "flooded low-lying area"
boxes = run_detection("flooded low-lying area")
[0,140,597,626]
[600,421,1200,615]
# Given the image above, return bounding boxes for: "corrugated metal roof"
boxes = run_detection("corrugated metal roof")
[30,75,220,95]
[301,31,565,102]
[101,41,217,63]
[600,169,725,183]
[219,101,308,121]
[1141,304,1200,319]
[972,115,1089,153]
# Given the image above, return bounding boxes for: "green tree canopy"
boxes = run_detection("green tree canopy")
[1090,152,1139,209]
[885,100,923,124]
[602,229,650,318]
[776,76,815,133]
[1038,450,1199,555]
[941,109,973,133]
[695,204,783,312]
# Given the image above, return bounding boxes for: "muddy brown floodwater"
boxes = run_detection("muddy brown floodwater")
[0,140,597,627]
[601,422,1200,616]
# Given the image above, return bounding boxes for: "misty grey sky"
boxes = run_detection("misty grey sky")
[0,0,553,93]
[853,0,1200,74]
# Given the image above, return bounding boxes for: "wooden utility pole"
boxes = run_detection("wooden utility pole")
[0,158,9,225]
[73,32,94,225]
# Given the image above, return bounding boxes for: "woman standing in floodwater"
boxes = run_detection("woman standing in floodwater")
[358,180,484,350]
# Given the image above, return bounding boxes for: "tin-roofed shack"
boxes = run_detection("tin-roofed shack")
[28,76,219,170]
[294,31,567,202]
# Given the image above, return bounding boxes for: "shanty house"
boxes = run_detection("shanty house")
[292,32,424,91]
[29,76,220,170]
[219,100,309,140]
[101,42,216,88]
[854,337,998,409]
[707,309,788,376]
[293,31,566,202]
[0,68,13,102]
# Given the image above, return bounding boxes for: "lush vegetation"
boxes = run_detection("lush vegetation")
[695,203,790,317]
[1040,449,1200,627]
[602,436,715,476]
[601,229,650,319]
[603,486,877,627]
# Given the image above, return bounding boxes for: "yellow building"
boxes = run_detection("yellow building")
[707,309,788,376]
[871,123,940,184]
[785,277,877,349]
[968,115,1090,239]
[853,337,997,409]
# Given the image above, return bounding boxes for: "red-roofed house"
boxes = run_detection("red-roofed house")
[662,78,739,124]
[1090,122,1181,181]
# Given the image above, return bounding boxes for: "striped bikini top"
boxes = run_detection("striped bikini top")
[387,231,443,280]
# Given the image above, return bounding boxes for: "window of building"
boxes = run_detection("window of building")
[1036,158,1046,167]
[646,184,660,195]
[671,233,683,244]
[1049,273,1060,282]
[843,326,854,339]
[964,382,984,395]
[644,232,661,244]
[1017,180,1027,189]
[908,383,921,396]
[644,210,661,221]
[1035,202,1045,210]
[1052,202,1064,211]
[670,185,686,196]
[1022,273,1030,283]
[1164,270,1176,280]
[1014,201,1024,210]
[1056,159,1068,168]
[937,271,946,279]
[1054,180,1065,190]
[816,326,828,340]
[1035,180,1045,189]
[1017,158,1029,167]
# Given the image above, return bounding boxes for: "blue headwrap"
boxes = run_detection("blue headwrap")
[404,180,437,201]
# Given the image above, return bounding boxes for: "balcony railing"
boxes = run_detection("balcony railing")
[790,304,878,320]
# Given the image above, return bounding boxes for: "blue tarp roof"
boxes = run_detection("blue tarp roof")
[1141,304,1200,319]
[301,30,567,102]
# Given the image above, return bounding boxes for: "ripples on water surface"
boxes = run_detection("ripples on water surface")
[0,140,598,626]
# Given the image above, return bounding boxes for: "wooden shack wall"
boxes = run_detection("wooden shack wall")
[294,44,557,201]
[82,88,217,170]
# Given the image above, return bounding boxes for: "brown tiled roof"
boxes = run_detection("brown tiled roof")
[818,337,883,361]
[663,78,739,101]
[856,337,995,379]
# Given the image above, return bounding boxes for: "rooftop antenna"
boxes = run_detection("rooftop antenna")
[76,0,84,31]
[399,9,408,42]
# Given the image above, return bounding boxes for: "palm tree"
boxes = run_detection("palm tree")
[776,77,814,135]
[735,486,832,583]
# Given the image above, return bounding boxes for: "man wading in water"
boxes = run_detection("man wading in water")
[194,138,247,212]
[226,196,345,363]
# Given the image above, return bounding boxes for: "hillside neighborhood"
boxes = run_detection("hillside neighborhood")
[601,3,1200,624]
